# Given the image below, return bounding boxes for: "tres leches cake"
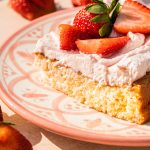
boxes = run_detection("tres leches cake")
[34,0,150,124]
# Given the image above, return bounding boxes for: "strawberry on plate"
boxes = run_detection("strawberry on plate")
[59,0,121,51]
[73,0,121,37]
[59,24,92,50]
[114,0,150,34]
[9,0,56,20]
[76,36,130,56]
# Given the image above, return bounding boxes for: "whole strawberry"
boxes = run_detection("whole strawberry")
[73,0,120,37]
[0,107,32,150]
[9,0,56,20]
[0,123,33,150]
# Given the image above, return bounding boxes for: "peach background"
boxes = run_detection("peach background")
[0,0,150,150]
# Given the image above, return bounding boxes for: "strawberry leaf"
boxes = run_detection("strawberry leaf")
[93,0,104,2]
[86,4,108,14]
[84,0,120,37]
[110,2,120,23]
[0,121,15,126]
[91,14,110,23]
[99,23,112,37]
[93,0,105,5]
[109,0,119,12]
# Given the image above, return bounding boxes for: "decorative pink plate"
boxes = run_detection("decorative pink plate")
[1,8,150,147]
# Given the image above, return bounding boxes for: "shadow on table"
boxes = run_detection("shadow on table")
[3,113,42,146]
[41,129,150,150]
[2,113,150,150]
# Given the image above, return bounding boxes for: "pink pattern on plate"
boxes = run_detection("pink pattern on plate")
[86,119,101,128]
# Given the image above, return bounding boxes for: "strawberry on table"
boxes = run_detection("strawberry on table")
[73,0,121,37]
[59,24,92,50]
[0,107,32,150]
[9,0,56,20]
[0,122,33,150]
[114,0,150,34]
[76,36,130,56]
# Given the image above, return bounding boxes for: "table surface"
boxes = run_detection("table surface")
[1,0,150,150]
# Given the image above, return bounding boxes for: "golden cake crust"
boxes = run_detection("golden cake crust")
[34,53,150,124]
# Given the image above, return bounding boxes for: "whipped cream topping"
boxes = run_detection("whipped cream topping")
[34,31,150,86]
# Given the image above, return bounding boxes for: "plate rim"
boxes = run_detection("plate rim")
[0,7,150,146]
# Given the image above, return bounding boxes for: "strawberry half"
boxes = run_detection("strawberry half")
[59,24,92,50]
[114,0,150,34]
[76,36,130,56]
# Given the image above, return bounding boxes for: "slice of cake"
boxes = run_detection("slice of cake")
[34,0,150,124]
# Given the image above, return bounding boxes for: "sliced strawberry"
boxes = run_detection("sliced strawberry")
[114,0,150,34]
[59,24,92,50]
[76,36,130,56]
[9,0,56,20]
